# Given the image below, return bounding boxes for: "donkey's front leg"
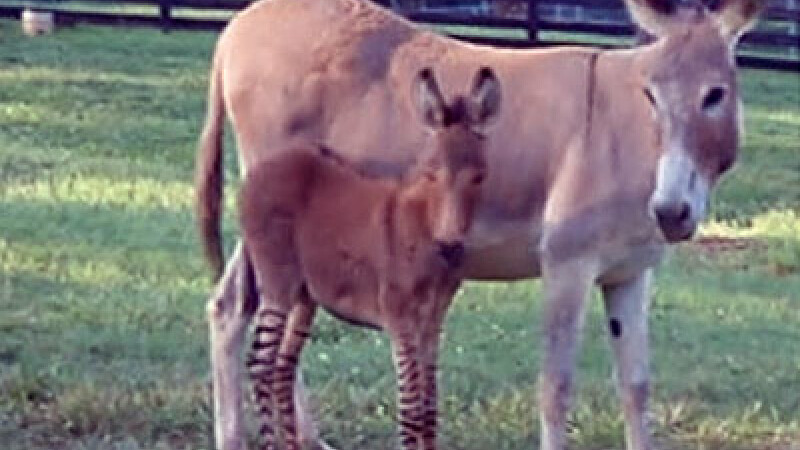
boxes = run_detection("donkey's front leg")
[602,270,653,450]
[538,259,594,450]
[208,243,257,450]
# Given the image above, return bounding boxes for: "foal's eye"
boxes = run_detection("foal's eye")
[702,86,727,111]
[471,173,485,185]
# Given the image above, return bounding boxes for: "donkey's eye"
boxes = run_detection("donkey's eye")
[643,87,657,108]
[471,173,485,185]
[702,87,727,111]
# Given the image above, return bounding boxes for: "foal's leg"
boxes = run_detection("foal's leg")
[418,322,443,450]
[418,288,456,450]
[389,330,426,450]
[602,270,653,450]
[208,243,258,450]
[248,300,291,450]
[272,301,316,450]
[538,259,594,450]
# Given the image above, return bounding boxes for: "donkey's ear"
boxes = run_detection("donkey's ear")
[412,67,448,128]
[710,0,767,43]
[468,66,502,129]
[623,0,678,37]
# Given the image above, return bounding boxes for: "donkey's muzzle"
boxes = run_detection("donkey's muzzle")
[436,241,465,269]
[654,201,695,243]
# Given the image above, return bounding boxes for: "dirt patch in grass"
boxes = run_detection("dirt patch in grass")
[691,235,798,277]
[692,236,768,255]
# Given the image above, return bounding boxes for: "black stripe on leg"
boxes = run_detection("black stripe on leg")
[394,346,416,359]
[293,329,311,339]
[271,372,295,384]
[398,418,424,434]
[396,359,418,380]
[400,434,417,448]
[254,325,285,335]
[257,403,274,416]
[276,353,298,366]
[252,339,281,351]
[259,422,275,438]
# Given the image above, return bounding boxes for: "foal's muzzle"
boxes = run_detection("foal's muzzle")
[653,200,696,243]
[436,241,465,269]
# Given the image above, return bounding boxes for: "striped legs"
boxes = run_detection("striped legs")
[275,303,316,450]
[248,305,286,450]
[390,322,444,450]
[391,337,428,450]
[248,300,315,450]
[419,329,441,450]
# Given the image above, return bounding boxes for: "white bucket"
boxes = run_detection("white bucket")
[22,9,54,36]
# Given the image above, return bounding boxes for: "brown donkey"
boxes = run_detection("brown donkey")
[197,0,766,448]
[238,67,501,450]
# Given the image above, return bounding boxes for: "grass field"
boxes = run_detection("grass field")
[0,19,798,450]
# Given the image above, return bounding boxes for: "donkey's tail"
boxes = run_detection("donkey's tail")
[195,47,226,280]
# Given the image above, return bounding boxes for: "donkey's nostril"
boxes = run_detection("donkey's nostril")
[654,201,694,243]
[655,202,690,225]
[677,202,690,222]
[437,241,465,268]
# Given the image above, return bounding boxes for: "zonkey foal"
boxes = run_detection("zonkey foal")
[238,67,501,450]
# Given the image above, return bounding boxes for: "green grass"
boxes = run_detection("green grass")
[1,18,799,450]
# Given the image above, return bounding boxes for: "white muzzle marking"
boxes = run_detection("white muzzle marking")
[649,147,710,238]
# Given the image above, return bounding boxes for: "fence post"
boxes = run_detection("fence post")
[789,0,799,59]
[527,0,538,45]
[159,0,172,33]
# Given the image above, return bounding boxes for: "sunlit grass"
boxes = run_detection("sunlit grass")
[0,18,798,450]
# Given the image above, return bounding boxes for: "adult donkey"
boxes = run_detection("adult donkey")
[196,0,764,449]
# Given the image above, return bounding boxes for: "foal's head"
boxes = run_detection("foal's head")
[409,66,502,267]
[626,0,766,242]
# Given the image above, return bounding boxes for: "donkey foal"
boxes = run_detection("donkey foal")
[239,67,502,450]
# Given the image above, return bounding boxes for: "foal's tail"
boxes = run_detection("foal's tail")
[195,46,226,280]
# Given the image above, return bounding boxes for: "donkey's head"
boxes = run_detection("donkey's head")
[626,0,765,242]
[410,66,502,267]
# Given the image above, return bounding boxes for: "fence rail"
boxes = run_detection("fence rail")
[1,0,798,71]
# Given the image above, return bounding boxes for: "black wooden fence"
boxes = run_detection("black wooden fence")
[1,0,798,70]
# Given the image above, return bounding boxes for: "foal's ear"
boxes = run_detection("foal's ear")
[413,67,448,129]
[710,0,767,43]
[468,66,502,130]
[623,0,678,37]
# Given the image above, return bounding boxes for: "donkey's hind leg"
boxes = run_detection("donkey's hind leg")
[208,242,258,450]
